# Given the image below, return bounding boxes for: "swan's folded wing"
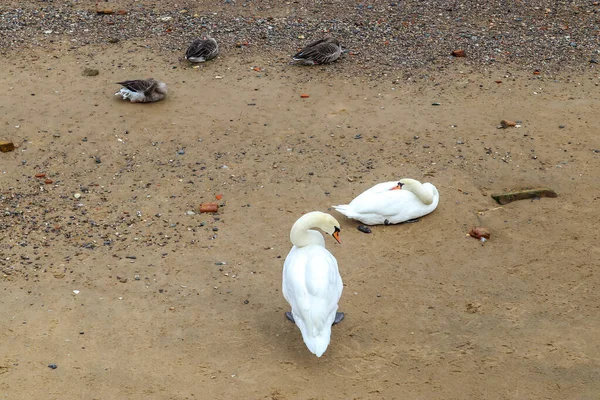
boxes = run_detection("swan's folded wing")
[304,249,339,297]
[282,248,308,307]
[348,190,415,216]
[332,181,399,215]
[305,250,342,328]
[350,181,402,202]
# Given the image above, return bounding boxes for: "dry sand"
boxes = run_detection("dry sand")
[1,3,600,400]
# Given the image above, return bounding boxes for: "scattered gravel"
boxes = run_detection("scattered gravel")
[1,1,600,75]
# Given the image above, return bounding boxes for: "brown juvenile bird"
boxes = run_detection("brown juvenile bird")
[114,79,167,103]
[292,37,344,65]
[185,35,219,63]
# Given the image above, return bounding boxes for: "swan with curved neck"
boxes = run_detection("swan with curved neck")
[333,178,439,225]
[290,211,341,247]
[282,211,344,357]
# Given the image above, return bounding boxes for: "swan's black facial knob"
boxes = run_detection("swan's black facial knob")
[391,182,403,191]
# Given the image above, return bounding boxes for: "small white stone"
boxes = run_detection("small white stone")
[74,193,81,199]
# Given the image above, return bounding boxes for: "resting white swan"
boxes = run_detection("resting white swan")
[282,211,344,357]
[332,178,439,225]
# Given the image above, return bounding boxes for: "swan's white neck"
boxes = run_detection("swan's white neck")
[408,182,434,205]
[290,212,326,248]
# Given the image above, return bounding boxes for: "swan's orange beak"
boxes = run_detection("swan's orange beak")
[332,230,341,244]
[390,185,402,190]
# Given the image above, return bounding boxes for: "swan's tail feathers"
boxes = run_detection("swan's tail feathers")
[296,309,335,357]
[304,331,332,357]
[332,204,352,216]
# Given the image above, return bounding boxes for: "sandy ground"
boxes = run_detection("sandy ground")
[1,37,600,400]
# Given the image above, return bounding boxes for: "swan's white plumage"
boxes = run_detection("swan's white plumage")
[282,211,343,357]
[333,179,439,225]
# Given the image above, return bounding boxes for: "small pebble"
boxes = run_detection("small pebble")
[48,364,57,369]
[177,149,185,155]
[559,125,565,129]
[82,68,99,76]
[500,120,517,128]
[215,261,227,265]
[95,157,101,164]
[244,300,249,304]
[357,225,372,234]
[432,102,441,106]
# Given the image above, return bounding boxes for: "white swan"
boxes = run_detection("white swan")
[332,178,439,225]
[282,211,344,357]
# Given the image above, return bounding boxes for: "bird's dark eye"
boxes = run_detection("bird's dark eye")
[398,182,404,188]
[334,226,340,233]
